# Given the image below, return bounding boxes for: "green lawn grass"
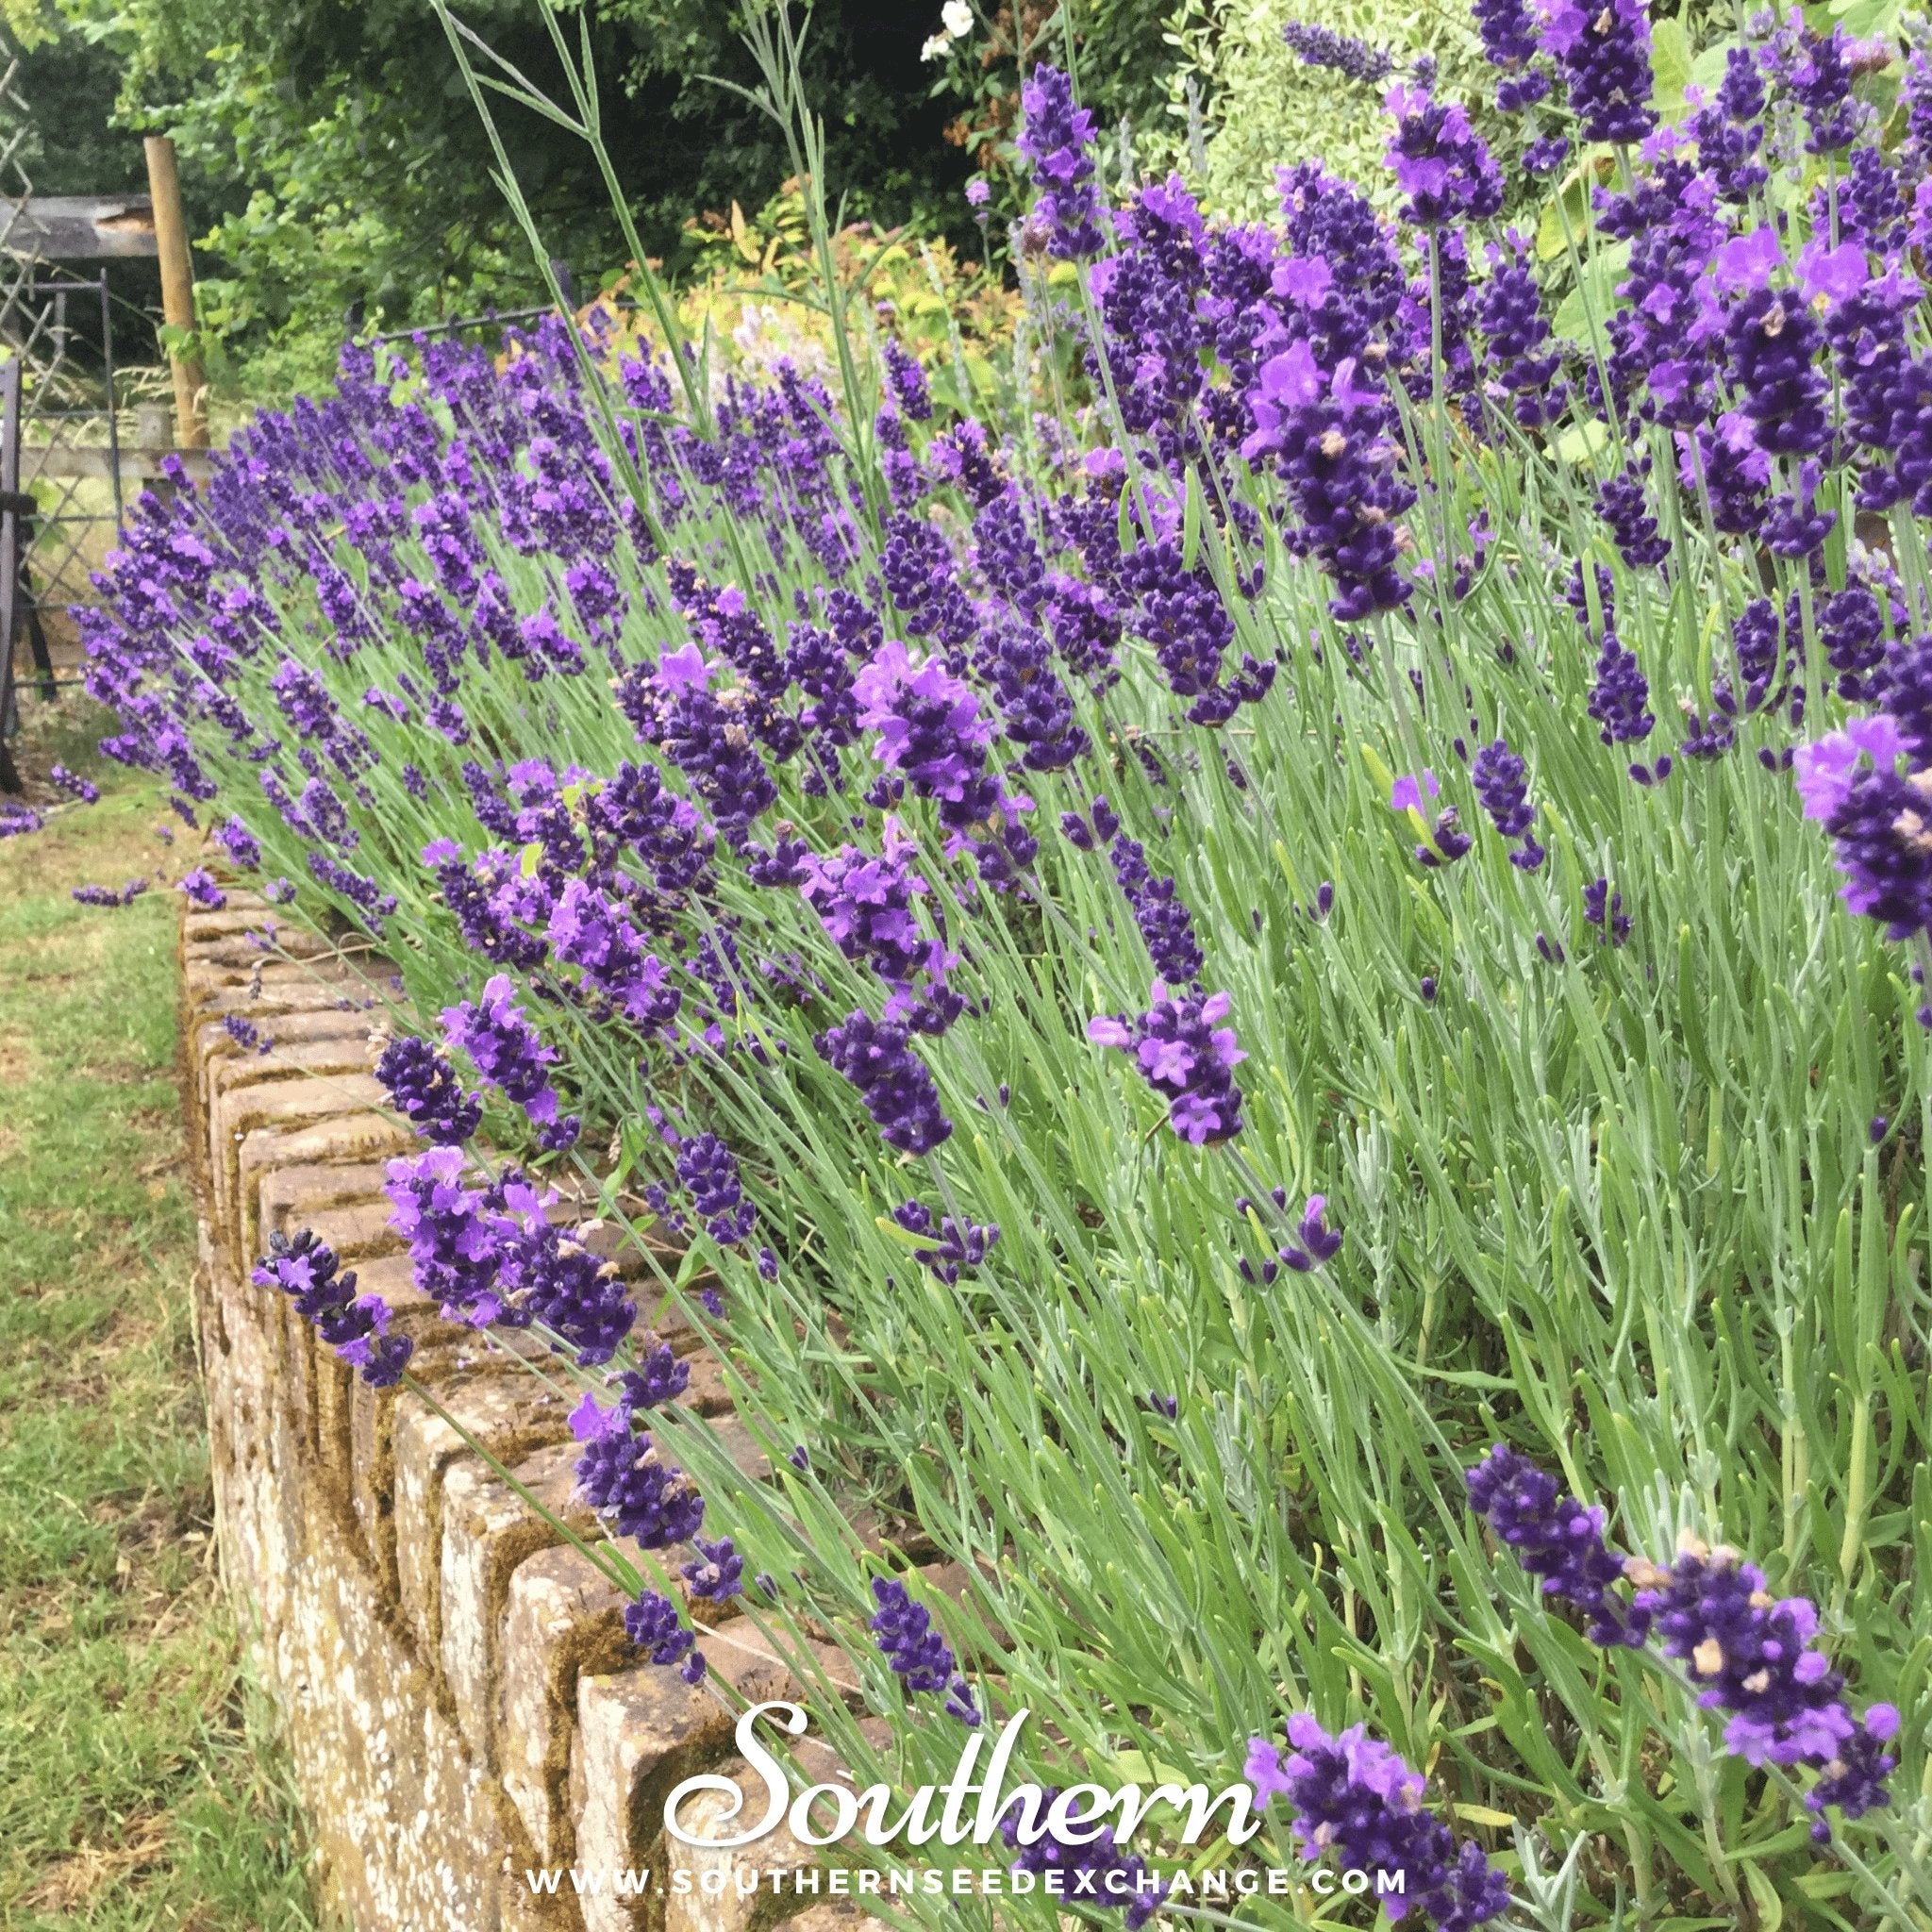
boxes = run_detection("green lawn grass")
[0,703,329,1930]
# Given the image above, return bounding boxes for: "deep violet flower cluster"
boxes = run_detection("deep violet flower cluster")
[1470,738,1544,869]
[571,1392,707,1549]
[1003,1791,1166,1925]
[675,1131,756,1246]
[624,1589,705,1684]
[891,1199,1000,1283]
[1246,1718,1511,1931]
[815,1009,954,1155]
[252,1227,413,1386]
[441,974,562,1124]
[1468,1449,1898,1837]
[1281,20,1393,85]
[868,1576,980,1725]
[1109,835,1205,987]
[1017,66,1103,259]
[375,1034,482,1144]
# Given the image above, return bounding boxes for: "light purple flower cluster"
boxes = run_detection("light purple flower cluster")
[1246,1716,1510,1930]
[1384,87,1504,228]
[1088,984,1246,1145]
[1795,648,1932,967]
[798,820,960,1030]
[48,764,99,804]
[385,1145,535,1325]
[854,641,1032,876]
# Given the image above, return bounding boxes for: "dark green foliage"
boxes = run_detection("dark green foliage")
[29,0,985,391]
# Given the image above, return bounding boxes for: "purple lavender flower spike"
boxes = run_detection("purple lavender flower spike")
[1583,876,1631,946]
[1806,1706,1899,1841]
[376,1035,482,1145]
[253,1227,412,1387]
[892,1200,999,1283]
[870,1575,980,1726]
[1466,1446,1649,1645]
[1471,738,1545,871]
[385,1145,512,1326]
[1384,86,1505,227]
[675,1131,757,1246]
[815,1010,953,1155]
[214,816,260,870]
[441,974,562,1125]
[1017,65,1103,259]
[48,764,99,805]
[224,1013,273,1057]
[1541,0,1656,145]
[625,1588,701,1681]
[1003,1785,1160,1917]
[1111,835,1205,987]
[178,867,226,910]
[620,1342,691,1412]
[1246,1716,1510,1930]
[72,879,150,908]
[1282,20,1392,84]
[576,1420,705,1548]
[1628,1540,1855,1768]
[1277,1194,1342,1273]
[681,1536,744,1603]
[501,1220,635,1365]
[1087,984,1246,1145]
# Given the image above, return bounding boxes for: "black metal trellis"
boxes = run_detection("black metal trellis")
[0,24,163,789]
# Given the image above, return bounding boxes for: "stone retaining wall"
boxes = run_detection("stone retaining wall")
[181,894,893,1932]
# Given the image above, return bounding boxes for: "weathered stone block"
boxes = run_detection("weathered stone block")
[569,1617,869,1931]
[393,1376,574,1666]
[500,1542,637,1866]
[442,1440,599,1772]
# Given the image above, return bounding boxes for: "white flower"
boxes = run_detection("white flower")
[920,31,951,60]
[941,0,974,36]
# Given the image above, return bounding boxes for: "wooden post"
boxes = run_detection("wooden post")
[142,135,208,450]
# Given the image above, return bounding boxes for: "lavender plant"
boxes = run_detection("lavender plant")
[79,2,1932,1922]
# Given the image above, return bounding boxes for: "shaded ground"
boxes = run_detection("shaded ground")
[0,698,331,1930]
